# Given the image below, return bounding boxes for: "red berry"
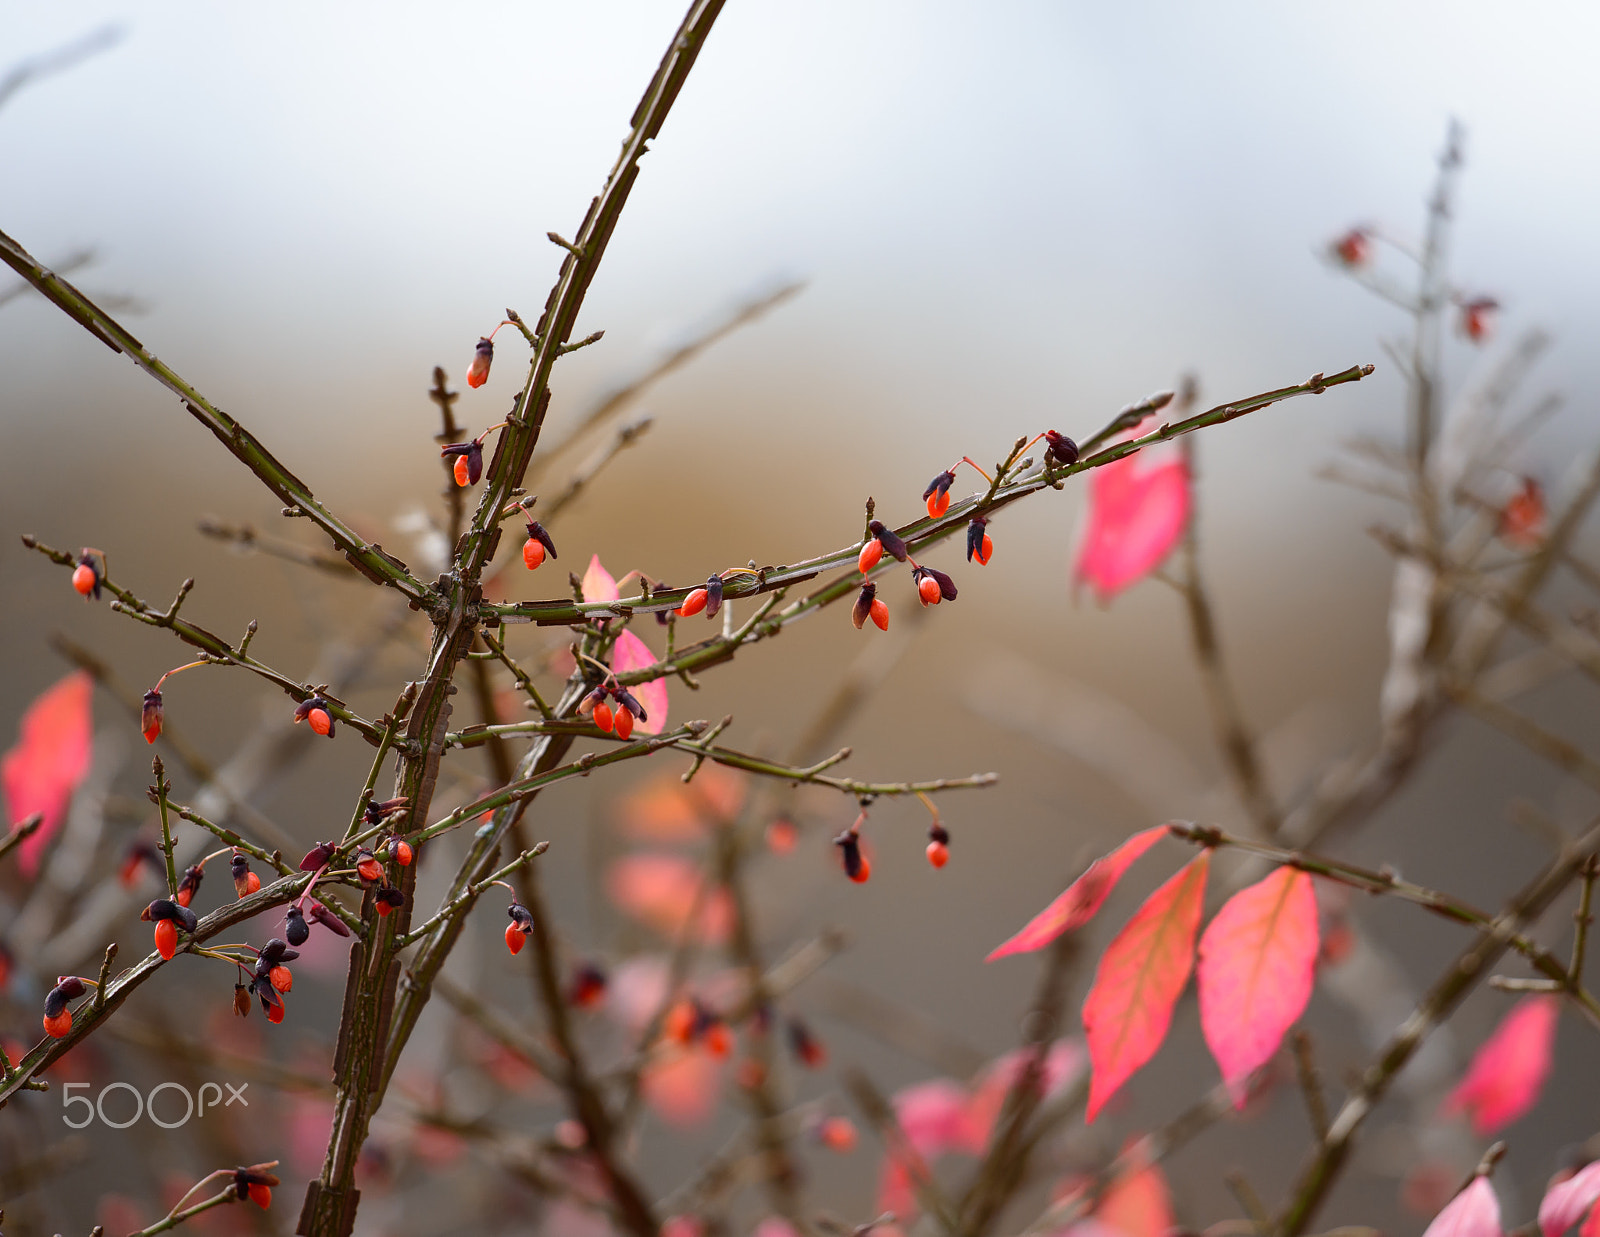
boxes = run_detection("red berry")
[453,454,471,487]
[850,857,871,884]
[245,871,261,896]
[154,919,178,960]
[927,490,951,518]
[393,840,414,867]
[974,534,992,565]
[613,705,634,740]
[505,923,525,955]
[766,818,797,855]
[270,965,293,993]
[71,562,98,596]
[1501,478,1545,548]
[677,588,708,618]
[357,856,384,884]
[664,1000,696,1045]
[918,574,942,606]
[818,1116,858,1153]
[176,887,193,908]
[306,706,331,736]
[375,895,394,917]
[523,539,545,570]
[858,539,883,574]
[44,1009,72,1038]
[593,701,614,733]
[1333,229,1370,267]
[703,1022,733,1059]
[926,840,949,868]
[141,689,163,744]
[869,598,889,630]
[248,1183,272,1209]
[466,337,493,389]
[264,1000,285,1025]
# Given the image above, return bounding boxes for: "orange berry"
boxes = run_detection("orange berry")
[71,562,97,596]
[393,840,414,867]
[918,574,942,605]
[176,887,193,908]
[357,856,384,884]
[142,689,163,744]
[703,1022,733,1059]
[154,919,178,960]
[613,706,634,740]
[264,1000,285,1024]
[270,965,293,993]
[858,539,883,574]
[975,534,992,565]
[926,840,949,868]
[677,588,708,617]
[505,923,526,954]
[466,337,493,389]
[308,706,332,736]
[818,1116,858,1153]
[248,1183,272,1209]
[43,1009,72,1038]
[593,701,614,733]
[869,598,889,631]
[927,489,951,519]
[850,857,871,884]
[374,896,394,917]
[453,454,471,487]
[523,539,545,570]
[244,871,261,896]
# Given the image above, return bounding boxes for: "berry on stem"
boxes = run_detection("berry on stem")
[71,550,103,599]
[851,582,889,631]
[141,689,164,744]
[232,853,261,898]
[924,470,956,518]
[835,829,870,883]
[676,588,707,617]
[966,517,992,565]
[466,336,494,388]
[293,695,336,738]
[926,823,951,869]
[1044,431,1079,468]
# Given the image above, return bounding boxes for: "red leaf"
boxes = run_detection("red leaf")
[1540,1162,1600,1237]
[1074,442,1190,604]
[1097,1142,1174,1237]
[1423,1179,1503,1237]
[2,671,93,876]
[1198,866,1319,1106]
[1442,995,1557,1135]
[612,631,667,735]
[988,827,1167,962]
[1083,852,1209,1121]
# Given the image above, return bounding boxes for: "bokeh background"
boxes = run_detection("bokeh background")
[4,3,1600,1234]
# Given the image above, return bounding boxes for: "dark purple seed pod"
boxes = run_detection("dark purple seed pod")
[851,582,877,630]
[308,900,352,937]
[927,567,958,601]
[704,574,724,620]
[614,687,646,723]
[923,470,956,502]
[141,688,164,743]
[439,440,485,484]
[259,938,292,966]
[929,823,951,846]
[508,901,534,931]
[255,981,283,1014]
[177,863,204,903]
[966,517,989,562]
[300,841,337,871]
[867,519,907,562]
[285,905,310,946]
[834,831,866,881]
[526,520,558,560]
[142,898,197,932]
[44,976,87,1018]
[376,885,406,910]
[578,684,608,717]
[1044,431,1079,467]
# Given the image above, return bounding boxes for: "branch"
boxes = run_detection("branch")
[0,233,435,607]
[1275,816,1600,1235]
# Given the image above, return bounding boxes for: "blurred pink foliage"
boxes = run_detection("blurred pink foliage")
[2,670,93,876]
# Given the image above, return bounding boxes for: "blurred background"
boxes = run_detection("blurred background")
[4,3,1600,1234]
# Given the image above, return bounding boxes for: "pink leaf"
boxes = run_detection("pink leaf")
[612,630,667,735]
[641,1045,723,1127]
[1083,852,1209,1121]
[1198,866,1320,1106]
[2,671,94,876]
[1583,1198,1600,1237]
[581,554,620,603]
[1097,1142,1174,1237]
[1423,1179,1503,1237]
[1540,1162,1600,1237]
[607,853,733,943]
[967,1041,1085,1149]
[1074,452,1190,604]
[893,1078,974,1158]
[988,827,1168,962]
[1442,995,1558,1135]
